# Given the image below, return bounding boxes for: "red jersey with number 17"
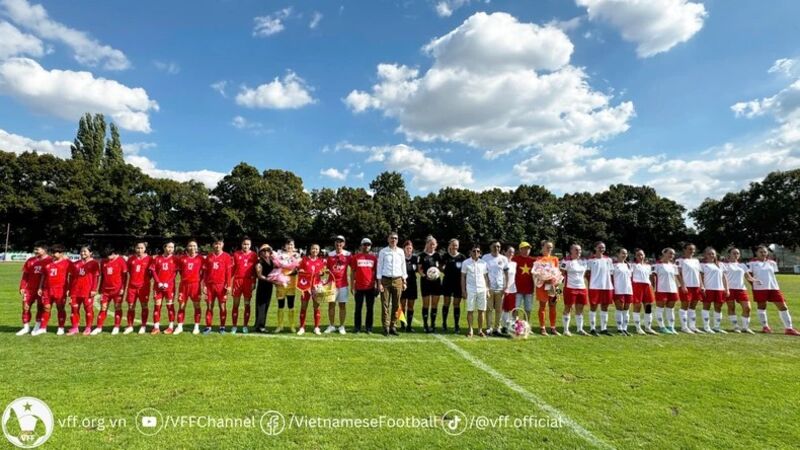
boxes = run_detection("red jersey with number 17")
[204,252,233,286]
[127,255,152,288]
[101,257,128,292]
[179,255,204,282]
[233,250,258,280]
[151,255,178,285]
[20,255,52,291]
[69,259,100,296]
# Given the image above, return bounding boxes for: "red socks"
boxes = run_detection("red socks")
[548,304,557,327]
[167,303,175,322]
[538,307,546,328]
[243,302,251,327]
[126,303,135,327]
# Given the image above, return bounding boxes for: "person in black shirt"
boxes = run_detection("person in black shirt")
[441,238,466,333]
[401,240,419,332]
[419,236,442,333]
[254,244,275,333]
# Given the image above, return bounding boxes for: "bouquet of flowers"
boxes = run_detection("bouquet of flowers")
[267,253,300,287]
[532,262,564,296]
[509,308,531,339]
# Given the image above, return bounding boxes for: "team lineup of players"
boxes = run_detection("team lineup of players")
[14,234,800,337]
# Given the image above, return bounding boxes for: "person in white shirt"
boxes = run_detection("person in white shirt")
[560,244,589,337]
[501,246,517,334]
[461,244,490,337]
[699,247,729,334]
[748,245,799,336]
[653,248,682,334]
[482,241,509,336]
[676,243,704,333]
[630,249,658,335]
[586,242,615,336]
[612,248,633,336]
[375,232,407,336]
[723,247,755,333]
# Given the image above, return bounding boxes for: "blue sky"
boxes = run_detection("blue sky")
[1,0,799,207]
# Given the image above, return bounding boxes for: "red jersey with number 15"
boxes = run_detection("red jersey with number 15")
[101,257,128,292]
[20,255,52,291]
[204,252,233,285]
[233,250,258,280]
[151,254,178,285]
[127,255,152,288]
[179,255,204,282]
[69,259,100,296]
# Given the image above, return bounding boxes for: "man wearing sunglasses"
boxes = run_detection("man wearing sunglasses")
[350,238,378,333]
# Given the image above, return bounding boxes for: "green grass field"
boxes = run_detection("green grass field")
[2,262,799,449]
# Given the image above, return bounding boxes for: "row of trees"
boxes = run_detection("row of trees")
[1,114,798,255]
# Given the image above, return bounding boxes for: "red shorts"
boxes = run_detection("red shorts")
[23,288,41,306]
[178,280,201,302]
[753,289,786,304]
[502,293,516,312]
[726,289,749,302]
[126,285,150,304]
[614,294,633,304]
[70,295,92,306]
[632,282,655,304]
[153,282,175,301]
[101,289,124,304]
[563,287,588,306]
[679,286,704,302]
[655,291,679,303]
[232,278,255,298]
[42,287,66,305]
[588,289,613,306]
[703,290,726,305]
[206,283,228,303]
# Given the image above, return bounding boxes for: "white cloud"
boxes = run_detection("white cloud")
[768,58,799,77]
[576,0,707,57]
[125,154,225,188]
[0,57,159,132]
[210,80,227,97]
[153,60,180,75]
[121,141,156,155]
[434,0,470,17]
[346,12,634,158]
[342,142,473,190]
[1,0,130,70]
[546,16,584,33]
[230,115,269,134]
[309,11,323,29]
[236,71,315,109]
[320,167,348,180]
[0,127,70,157]
[0,20,43,59]
[253,7,292,37]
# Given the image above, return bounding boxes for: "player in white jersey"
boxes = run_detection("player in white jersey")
[501,246,517,335]
[699,247,729,334]
[586,242,615,336]
[560,244,589,337]
[630,249,658,335]
[748,245,799,336]
[723,248,754,333]
[612,248,633,336]
[653,248,682,334]
[676,243,704,334]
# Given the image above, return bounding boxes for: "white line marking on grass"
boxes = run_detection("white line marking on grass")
[433,335,615,450]
[243,333,438,344]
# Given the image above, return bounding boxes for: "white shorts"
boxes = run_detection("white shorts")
[466,290,487,312]
[335,287,349,303]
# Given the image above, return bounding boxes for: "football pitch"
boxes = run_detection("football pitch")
[2,262,799,449]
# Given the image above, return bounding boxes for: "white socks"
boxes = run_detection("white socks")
[656,307,665,328]
[589,311,597,330]
[667,308,676,328]
[779,310,793,329]
[729,315,738,328]
[701,310,710,327]
[563,313,571,331]
[615,311,623,330]
[644,312,652,328]
[688,309,697,329]
[758,309,769,328]
[576,314,584,331]
[713,312,722,329]
[742,316,750,329]
[633,312,641,328]
[600,311,608,331]
[679,309,688,329]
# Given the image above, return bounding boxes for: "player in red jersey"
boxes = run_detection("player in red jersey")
[67,246,100,336]
[16,242,51,336]
[297,244,326,335]
[231,237,258,334]
[202,238,233,334]
[32,244,71,336]
[92,248,128,335]
[325,235,350,334]
[124,242,152,335]
[177,240,204,335]
[151,241,178,335]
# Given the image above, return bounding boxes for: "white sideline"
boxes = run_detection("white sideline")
[244,333,438,344]
[433,335,614,450]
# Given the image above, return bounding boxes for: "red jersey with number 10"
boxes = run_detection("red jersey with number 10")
[69,259,100,296]
[127,255,152,288]
[151,255,178,285]
[20,255,52,291]
[233,250,258,280]
[179,255,204,282]
[204,252,233,286]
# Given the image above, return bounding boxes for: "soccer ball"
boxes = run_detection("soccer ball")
[426,267,441,281]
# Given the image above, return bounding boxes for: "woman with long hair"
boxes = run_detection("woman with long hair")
[654,248,682,334]
[700,247,728,333]
[274,238,300,333]
[723,247,755,333]
[534,240,559,336]
[560,244,588,337]
[419,236,442,333]
[748,245,799,335]
[631,249,657,335]
[612,248,633,336]
[253,244,275,333]
[401,240,419,332]
[586,241,615,336]
[297,244,326,336]
[676,243,704,333]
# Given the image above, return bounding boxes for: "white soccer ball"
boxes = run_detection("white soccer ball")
[426,267,441,281]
